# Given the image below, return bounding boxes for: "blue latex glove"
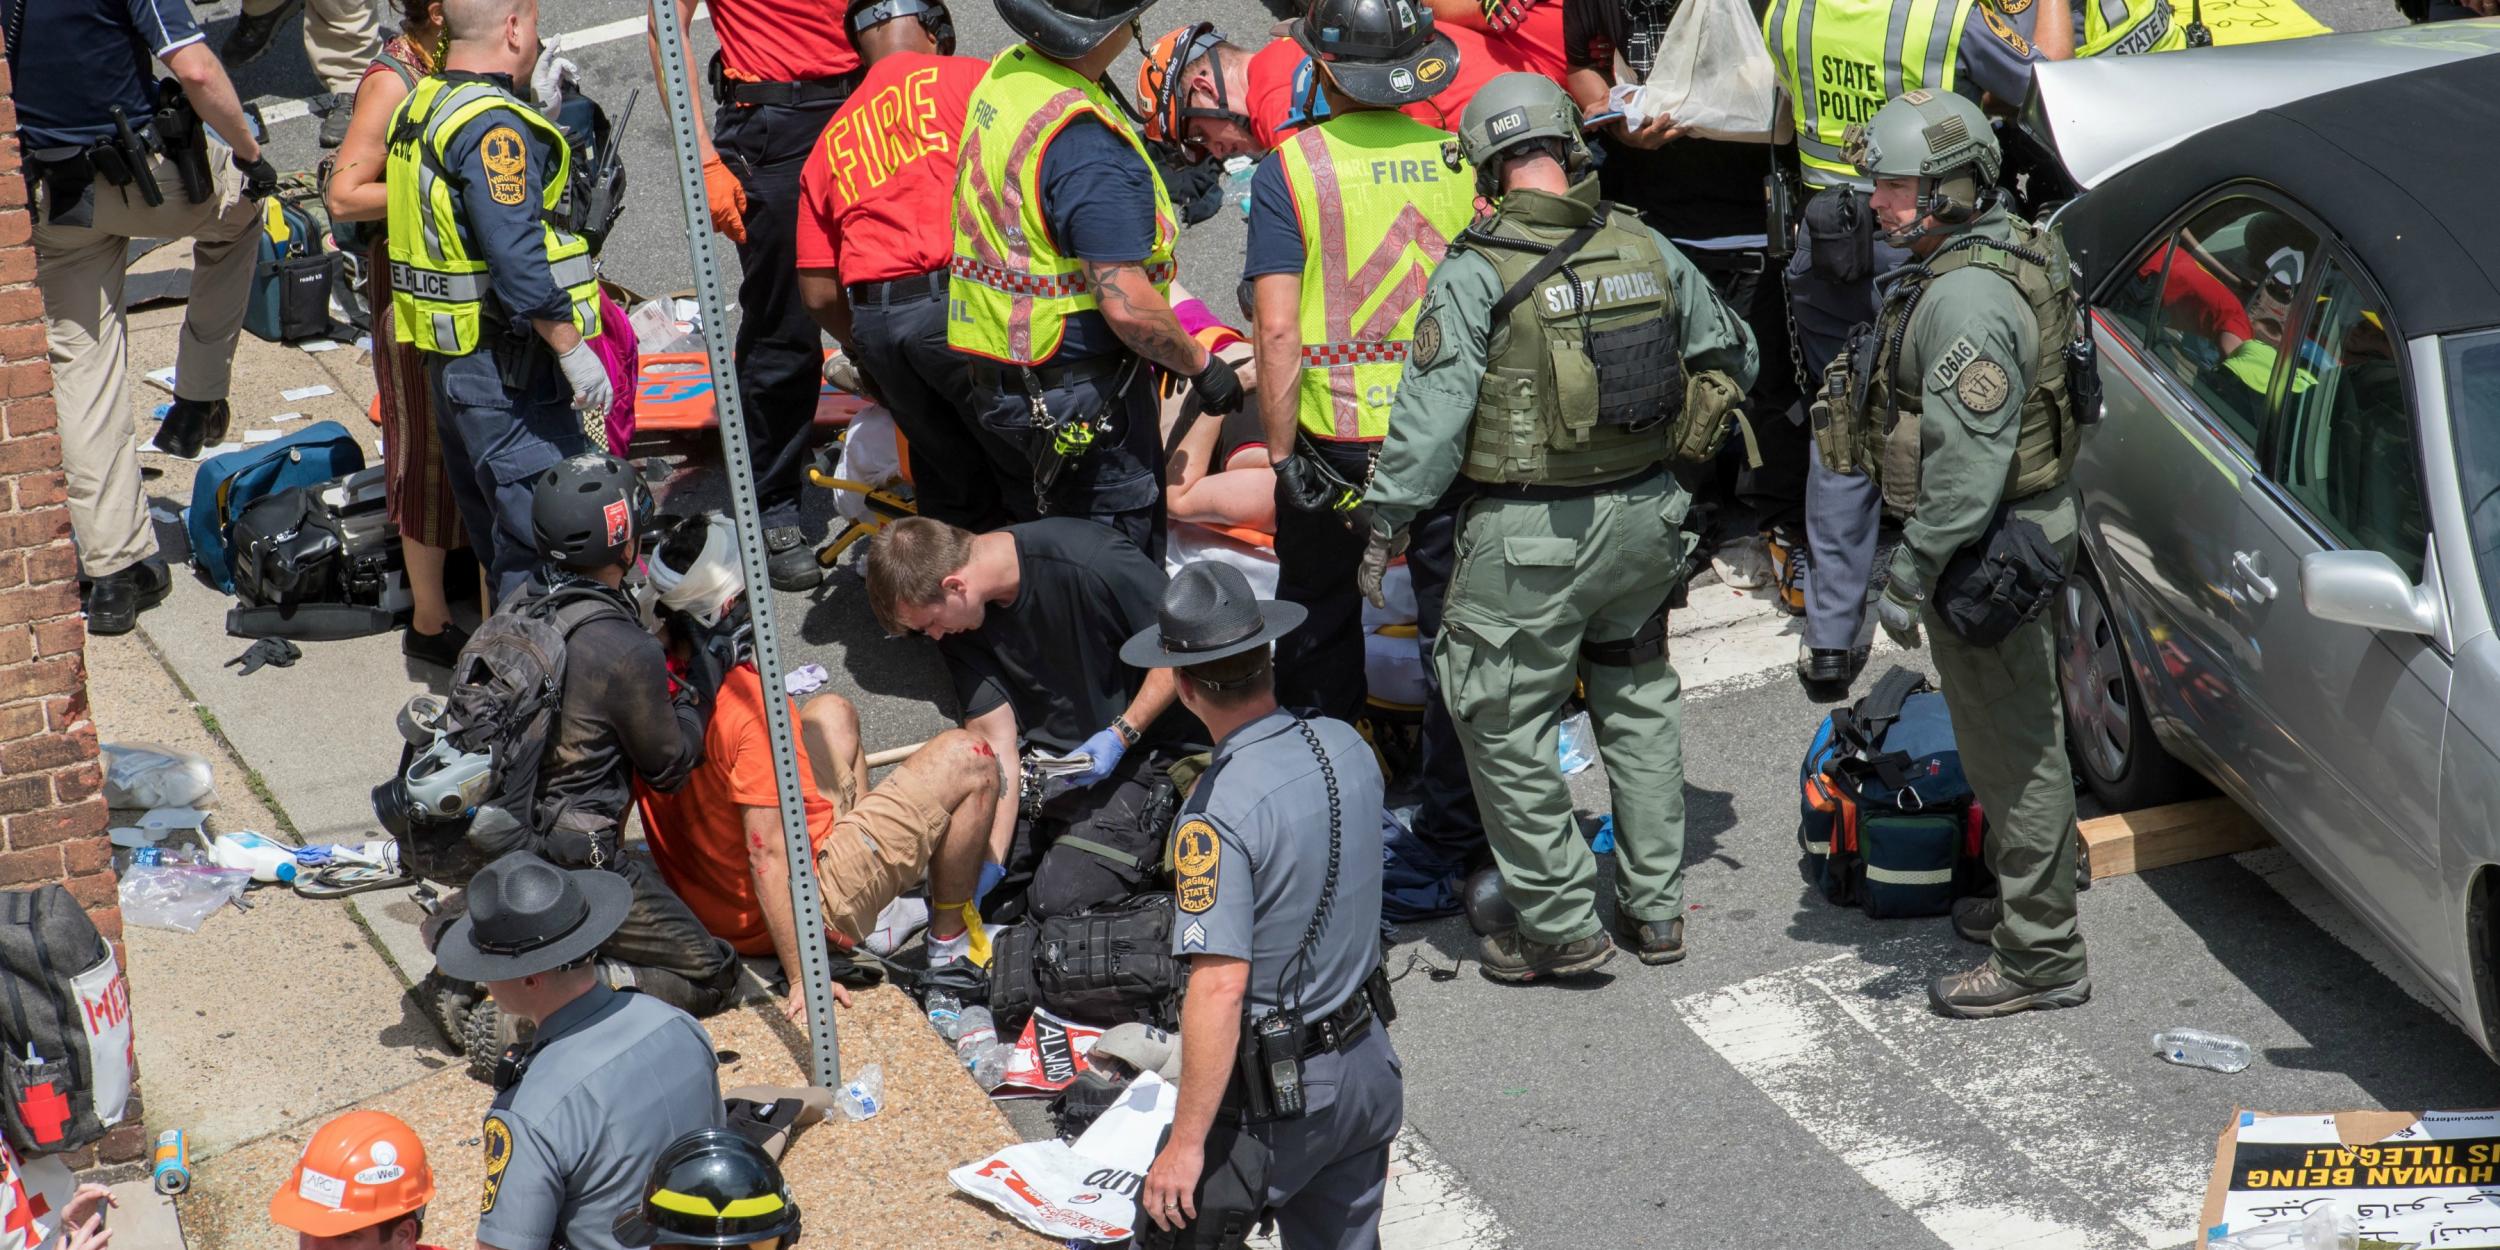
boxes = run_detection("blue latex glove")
[1070,727,1129,787]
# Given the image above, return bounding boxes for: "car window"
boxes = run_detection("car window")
[2100,235,2171,345]
[2137,197,2320,448]
[2449,330,2500,625]
[2266,261,2425,581]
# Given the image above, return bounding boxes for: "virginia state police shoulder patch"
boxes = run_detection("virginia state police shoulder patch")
[1173,818,1220,914]
[1411,313,1444,370]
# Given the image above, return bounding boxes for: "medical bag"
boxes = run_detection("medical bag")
[988,893,1188,1038]
[244,193,340,344]
[226,467,408,640]
[1798,667,1990,918]
[0,885,132,1154]
[186,420,367,593]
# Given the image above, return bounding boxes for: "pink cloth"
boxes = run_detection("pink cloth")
[592,292,638,454]
[1173,298,1222,338]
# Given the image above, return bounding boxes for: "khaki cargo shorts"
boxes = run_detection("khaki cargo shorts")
[816,764,951,946]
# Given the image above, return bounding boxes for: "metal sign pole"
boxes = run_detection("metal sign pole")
[645,0,842,1090]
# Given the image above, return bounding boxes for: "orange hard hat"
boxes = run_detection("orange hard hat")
[1136,22,1229,145]
[267,1110,436,1237]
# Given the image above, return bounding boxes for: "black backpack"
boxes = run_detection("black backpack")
[988,893,1188,1038]
[0,886,133,1153]
[441,582,636,839]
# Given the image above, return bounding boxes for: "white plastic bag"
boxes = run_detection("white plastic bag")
[119,865,251,933]
[1632,0,1780,142]
[830,406,905,525]
[100,742,216,810]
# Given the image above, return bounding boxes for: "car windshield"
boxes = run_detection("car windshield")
[2448,329,2500,624]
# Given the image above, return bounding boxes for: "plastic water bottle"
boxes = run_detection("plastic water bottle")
[926,992,964,1042]
[967,1043,1010,1091]
[834,1063,884,1121]
[2152,1028,2253,1073]
[954,1007,997,1064]
[1557,710,1597,775]
[207,832,300,883]
[1222,156,1256,219]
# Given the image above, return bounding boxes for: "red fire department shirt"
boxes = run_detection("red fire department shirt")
[1245,38,1308,152]
[1244,26,1533,152]
[709,0,860,84]
[795,52,987,286]
[1398,25,1533,133]
[1488,0,1571,80]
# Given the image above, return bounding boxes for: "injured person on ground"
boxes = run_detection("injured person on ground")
[632,512,1008,1028]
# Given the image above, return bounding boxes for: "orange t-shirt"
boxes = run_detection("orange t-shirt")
[638,665,836,958]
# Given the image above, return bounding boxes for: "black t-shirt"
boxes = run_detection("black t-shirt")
[1564,0,1773,241]
[540,607,704,833]
[943,519,1200,752]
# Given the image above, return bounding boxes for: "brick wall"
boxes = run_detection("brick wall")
[0,48,148,1172]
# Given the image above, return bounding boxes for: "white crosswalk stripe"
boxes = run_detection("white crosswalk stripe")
[1677,947,2211,1250]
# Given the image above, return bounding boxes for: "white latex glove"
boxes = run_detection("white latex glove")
[531,41,581,114]
[556,340,613,419]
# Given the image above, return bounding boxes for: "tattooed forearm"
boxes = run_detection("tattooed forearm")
[1084,260,1208,375]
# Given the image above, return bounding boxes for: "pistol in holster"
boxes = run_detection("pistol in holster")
[151,78,213,204]
[92,108,164,208]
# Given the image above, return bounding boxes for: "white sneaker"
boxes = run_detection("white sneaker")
[864,896,931,957]
[1711,535,1774,590]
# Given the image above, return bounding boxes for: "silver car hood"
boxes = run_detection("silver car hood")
[2028,19,2500,189]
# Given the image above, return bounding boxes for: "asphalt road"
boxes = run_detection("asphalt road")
[203,1,2486,1245]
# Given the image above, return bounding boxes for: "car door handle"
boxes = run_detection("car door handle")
[2232,550,2278,602]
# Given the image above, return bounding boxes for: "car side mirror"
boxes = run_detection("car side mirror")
[2300,550,2437,636]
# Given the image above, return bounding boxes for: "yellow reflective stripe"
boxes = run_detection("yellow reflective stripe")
[646,1190,787,1219]
[1770,0,1970,189]
[1863,864,1953,885]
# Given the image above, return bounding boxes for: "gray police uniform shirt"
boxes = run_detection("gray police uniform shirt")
[1170,711,1386,1019]
[478,985,723,1250]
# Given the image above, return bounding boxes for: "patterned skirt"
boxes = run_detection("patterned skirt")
[367,237,464,549]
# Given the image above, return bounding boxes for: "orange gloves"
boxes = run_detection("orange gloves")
[702,155,748,244]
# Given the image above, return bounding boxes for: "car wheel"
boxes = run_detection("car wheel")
[2059,566,2201,811]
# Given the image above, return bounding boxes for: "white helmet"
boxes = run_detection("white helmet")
[643,513,747,629]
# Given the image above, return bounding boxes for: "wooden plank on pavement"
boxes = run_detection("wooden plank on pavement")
[2081,797,2272,880]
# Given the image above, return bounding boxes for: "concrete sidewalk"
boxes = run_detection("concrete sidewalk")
[98,311,1047,1247]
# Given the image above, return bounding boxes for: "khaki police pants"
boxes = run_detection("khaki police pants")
[32,147,261,579]
[1432,472,1692,946]
[1923,487,2089,987]
[243,0,382,96]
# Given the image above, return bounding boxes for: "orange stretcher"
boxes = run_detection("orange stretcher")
[635,352,871,434]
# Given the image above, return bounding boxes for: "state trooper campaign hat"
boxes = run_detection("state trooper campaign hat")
[1119,561,1307,668]
[433,850,630,982]
[1292,0,1460,108]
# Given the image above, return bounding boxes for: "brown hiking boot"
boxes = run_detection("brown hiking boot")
[1479,929,1616,983]
[1611,914,1686,965]
[1929,960,2091,1019]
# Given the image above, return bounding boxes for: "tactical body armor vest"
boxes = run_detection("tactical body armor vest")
[1822,214,2079,517]
[1459,190,1689,487]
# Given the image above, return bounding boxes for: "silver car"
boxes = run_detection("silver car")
[2028,23,2500,1056]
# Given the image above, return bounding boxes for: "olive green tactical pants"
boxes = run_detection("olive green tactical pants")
[1432,473,1691,946]
[1923,489,2088,987]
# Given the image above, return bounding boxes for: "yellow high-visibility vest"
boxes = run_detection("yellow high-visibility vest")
[948,45,1177,365]
[1276,111,1477,442]
[1765,0,1972,189]
[384,76,598,356]
[2079,0,2187,55]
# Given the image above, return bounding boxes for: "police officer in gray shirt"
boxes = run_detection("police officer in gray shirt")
[433,851,724,1250]
[1128,562,1399,1250]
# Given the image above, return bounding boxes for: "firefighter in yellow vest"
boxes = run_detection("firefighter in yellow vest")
[947,0,1244,560]
[385,0,608,604]
[1763,0,2065,702]
[1823,90,2091,1017]
[1246,0,1488,879]
[1357,75,1757,982]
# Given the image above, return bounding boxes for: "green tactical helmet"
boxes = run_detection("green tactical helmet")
[1848,88,2001,187]
[1456,72,1589,174]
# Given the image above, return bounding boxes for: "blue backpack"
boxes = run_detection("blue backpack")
[1798,667,1990,918]
[186,421,366,593]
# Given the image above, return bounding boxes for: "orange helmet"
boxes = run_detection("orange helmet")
[268,1111,436,1238]
[1136,22,1243,151]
